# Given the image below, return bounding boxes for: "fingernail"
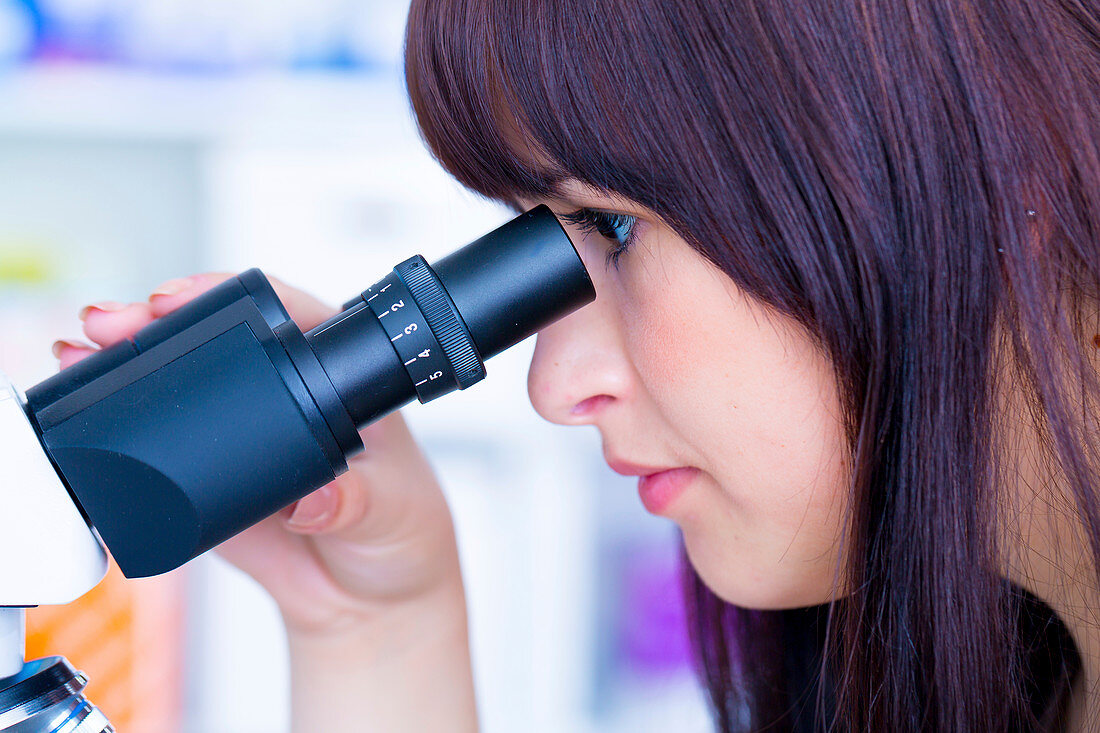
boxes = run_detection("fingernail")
[78,302,127,321]
[286,486,337,530]
[150,277,196,298]
[52,339,87,358]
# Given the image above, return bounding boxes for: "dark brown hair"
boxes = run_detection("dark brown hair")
[404,1,1100,729]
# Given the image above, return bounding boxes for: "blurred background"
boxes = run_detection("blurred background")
[0,1,711,731]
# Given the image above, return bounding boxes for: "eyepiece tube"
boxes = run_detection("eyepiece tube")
[430,205,594,361]
[309,204,594,428]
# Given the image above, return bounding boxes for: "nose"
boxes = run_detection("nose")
[526,290,633,426]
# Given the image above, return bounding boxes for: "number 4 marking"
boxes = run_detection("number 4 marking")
[419,349,430,358]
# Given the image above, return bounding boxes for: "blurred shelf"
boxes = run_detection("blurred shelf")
[0,64,415,144]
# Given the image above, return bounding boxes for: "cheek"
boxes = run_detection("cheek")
[628,282,851,607]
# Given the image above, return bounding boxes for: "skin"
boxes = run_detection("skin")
[525,182,1100,727]
[53,179,1100,728]
[995,315,1100,731]
[517,183,852,610]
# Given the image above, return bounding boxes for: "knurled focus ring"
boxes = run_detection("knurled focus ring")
[395,257,485,389]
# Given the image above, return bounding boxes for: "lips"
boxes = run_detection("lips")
[604,456,699,515]
[636,467,699,514]
[604,457,677,478]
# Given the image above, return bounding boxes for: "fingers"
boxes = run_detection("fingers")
[146,273,236,318]
[284,485,342,532]
[53,339,97,370]
[57,271,342,372]
[278,412,434,542]
[79,301,156,347]
[265,274,340,331]
[54,275,232,372]
[280,471,369,537]
[77,275,235,350]
[145,273,338,331]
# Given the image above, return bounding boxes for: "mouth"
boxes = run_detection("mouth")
[604,456,700,515]
[604,457,677,478]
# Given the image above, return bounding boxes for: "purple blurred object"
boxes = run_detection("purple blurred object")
[618,541,692,675]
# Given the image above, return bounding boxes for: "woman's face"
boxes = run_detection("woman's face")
[517,182,852,609]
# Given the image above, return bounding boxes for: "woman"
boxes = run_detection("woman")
[54,0,1100,730]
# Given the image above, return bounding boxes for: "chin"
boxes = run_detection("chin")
[681,528,841,610]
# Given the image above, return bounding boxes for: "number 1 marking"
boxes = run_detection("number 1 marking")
[414,379,427,386]
[380,284,392,292]
[390,333,403,342]
[367,293,379,302]
[403,357,417,366]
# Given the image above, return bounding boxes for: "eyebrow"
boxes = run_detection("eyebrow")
[509,176,646,218]
[548,177,580,199]
[503,172,570,214]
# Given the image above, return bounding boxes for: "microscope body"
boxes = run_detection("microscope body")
[22,270,364,580]
[1,204,593,596]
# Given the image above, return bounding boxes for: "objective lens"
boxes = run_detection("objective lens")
[0,657,113,732]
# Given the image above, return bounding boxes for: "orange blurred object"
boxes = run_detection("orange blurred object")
[24,559,185,732]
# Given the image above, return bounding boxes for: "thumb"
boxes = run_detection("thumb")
[279,412,444,544]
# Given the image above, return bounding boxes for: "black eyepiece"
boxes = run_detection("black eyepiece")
[306,204,593,426]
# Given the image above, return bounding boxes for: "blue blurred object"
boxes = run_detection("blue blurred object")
[22,0,402,72]
[0,0,38,65]
[33,0,117,62]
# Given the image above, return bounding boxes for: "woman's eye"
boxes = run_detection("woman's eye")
[559,208,638,269]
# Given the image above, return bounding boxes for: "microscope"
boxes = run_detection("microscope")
[0,205,594,731]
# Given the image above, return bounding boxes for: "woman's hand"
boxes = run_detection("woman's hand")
[54,273,468,638]
[57,273,480,731]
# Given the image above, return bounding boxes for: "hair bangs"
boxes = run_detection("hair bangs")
[404,0,680,210]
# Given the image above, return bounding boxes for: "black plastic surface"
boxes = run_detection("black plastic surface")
[432,205,594,360]
[304,301,416,428]
[25,271,349,578]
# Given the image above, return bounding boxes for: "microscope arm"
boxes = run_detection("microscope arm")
[0,371,108,608]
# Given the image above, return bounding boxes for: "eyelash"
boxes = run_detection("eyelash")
[559,208,639,269]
